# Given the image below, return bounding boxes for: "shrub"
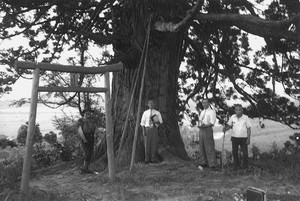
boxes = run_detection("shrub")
[0,138,18,149]
[32,143,62,169]
[17,122,43,145]
[43,131,58,146]
[52,115,83,161]
[0,155,23,189]
[251,138,300,182]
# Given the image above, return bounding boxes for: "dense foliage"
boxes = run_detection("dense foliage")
[0,0,299,129]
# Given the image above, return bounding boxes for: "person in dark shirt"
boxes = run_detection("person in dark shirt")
[77,108,97,174]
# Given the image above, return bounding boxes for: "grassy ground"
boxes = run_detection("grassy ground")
[1,119,299,201]
[5,161,296,201]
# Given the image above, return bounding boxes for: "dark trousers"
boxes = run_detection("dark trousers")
[231,137,248,169]
[81,133,94,163]
[144,127,158,162]
[199,127,217,167]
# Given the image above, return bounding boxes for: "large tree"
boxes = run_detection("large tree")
[1,0,300,165]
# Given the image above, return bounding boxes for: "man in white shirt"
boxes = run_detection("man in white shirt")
[197,99,217,169]
[140,100,163,164]
[223,104,251,171]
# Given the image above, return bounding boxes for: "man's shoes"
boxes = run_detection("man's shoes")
[144,161,150,164]
[151,160,159,164]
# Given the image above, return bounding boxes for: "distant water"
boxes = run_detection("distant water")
[0,102,78,139]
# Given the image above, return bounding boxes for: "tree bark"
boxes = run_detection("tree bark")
[110,0,190,166]
[112,33,189,166]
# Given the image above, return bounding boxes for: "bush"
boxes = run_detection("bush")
[0,138,18,149]
[0,155,23,189]
[251,136,300,182]
[17,122,43,145]
[43,131,58,146]
[52,115,83,161]
[32,143,62,169]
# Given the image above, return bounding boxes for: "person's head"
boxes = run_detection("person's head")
[147,100,155,109]
[234,104,243,117]
[83,108,93,119]
[202,99,210,109]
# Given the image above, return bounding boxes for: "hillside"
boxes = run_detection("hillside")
[181,118,296,155]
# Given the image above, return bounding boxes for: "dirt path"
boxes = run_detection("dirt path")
[28,162,300,201]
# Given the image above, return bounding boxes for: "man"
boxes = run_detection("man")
[77,108,97,174]
[140,100,163,164]
[198,99,217,170]
[223,104,251,171]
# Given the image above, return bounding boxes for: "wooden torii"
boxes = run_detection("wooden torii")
[15,61,123,200]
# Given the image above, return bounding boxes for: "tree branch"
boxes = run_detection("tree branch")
[196,13,300,43]
[155,6,300,43]
[154,0,204,32]
[78,29,116,45]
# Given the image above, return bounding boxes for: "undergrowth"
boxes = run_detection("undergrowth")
[1,133,300,200]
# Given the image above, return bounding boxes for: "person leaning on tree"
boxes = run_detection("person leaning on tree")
[77,107,97,174]
[197,99,218,170]
[140,100,163,164]
[223,104,251,171]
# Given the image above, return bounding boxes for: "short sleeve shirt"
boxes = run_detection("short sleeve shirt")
[199,108,216,125]
[228,114,251,138]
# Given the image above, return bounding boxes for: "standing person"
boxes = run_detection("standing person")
[140,100,163,164]
[223,104,251,171]
[197,99,218,170]
[77,108,97,174]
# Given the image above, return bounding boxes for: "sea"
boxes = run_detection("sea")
[0,101,78,139]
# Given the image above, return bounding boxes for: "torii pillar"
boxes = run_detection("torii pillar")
[15,61,123,200]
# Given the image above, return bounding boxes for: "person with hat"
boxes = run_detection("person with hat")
[77,107,97,174]
[140,100,163,164]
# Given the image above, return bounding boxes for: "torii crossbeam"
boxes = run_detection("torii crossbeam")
[15,61,123,201]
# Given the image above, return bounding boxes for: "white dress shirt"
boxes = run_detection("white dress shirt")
[198,107,216,126]
[228,114,251,138]
[140,109,163,127]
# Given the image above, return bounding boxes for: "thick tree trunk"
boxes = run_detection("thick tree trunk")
[112,34,189,166]
[91,0,190,170]
[110,0,190,166]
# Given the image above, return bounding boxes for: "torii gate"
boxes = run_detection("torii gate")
[15,61,123,200]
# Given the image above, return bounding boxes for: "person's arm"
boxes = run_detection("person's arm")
[223,116,233,132]
[247,127,251,145]
[93,119,98,139]
[77,120,87,143]
[246,117,251,145]
[142,126,146,135]
[222,124,231,133]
